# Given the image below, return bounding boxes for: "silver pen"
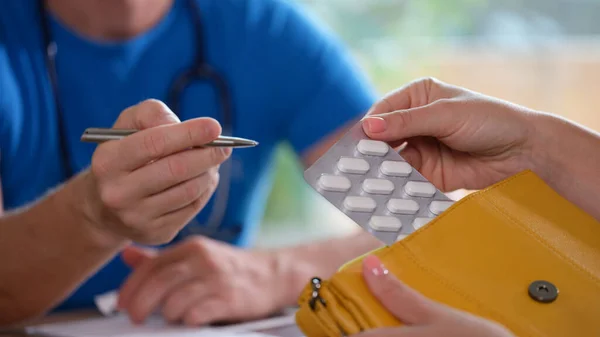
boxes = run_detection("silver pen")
[80,128,258,148]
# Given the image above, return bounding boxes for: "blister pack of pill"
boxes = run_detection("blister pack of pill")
[304,122,454,245]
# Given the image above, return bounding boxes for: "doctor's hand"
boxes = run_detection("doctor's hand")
[362,77,540,192]
[117,237,285,326]
[356,255,515,337]
[81,99,231,245]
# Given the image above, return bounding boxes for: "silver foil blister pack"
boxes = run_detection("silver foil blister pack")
[304,123,454,245]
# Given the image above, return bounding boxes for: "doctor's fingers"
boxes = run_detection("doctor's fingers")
[91,116,223,176]
[112,99,180,130]
[95,146,229,208]
[124,264,200,324]
[130,167,220,219]
[161,281,215,324]
[119,243,194,312]
[183,298,231,327]
[124,259,222,323]
[116,193,206,245]
[93,167,218,242]
[119,238,218,310]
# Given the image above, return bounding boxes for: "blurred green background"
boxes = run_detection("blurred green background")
[256,0,600,248]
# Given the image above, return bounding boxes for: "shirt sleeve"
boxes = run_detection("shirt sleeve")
[244,0,379,155]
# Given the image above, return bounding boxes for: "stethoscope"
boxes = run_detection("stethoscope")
[38,0,242,243]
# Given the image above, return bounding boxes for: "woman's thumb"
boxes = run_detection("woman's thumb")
[362,255,443,326]
[362,101,454,142]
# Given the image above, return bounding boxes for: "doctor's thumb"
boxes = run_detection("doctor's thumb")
[121,245,157,268]
[362,255,444,326]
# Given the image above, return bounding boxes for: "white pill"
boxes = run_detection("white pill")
[318,175,351,192]
[429,201,453,215]
[343,196,376,212]
[362,178,394,194]
[412,217,431,230]
[380,161,412,177]
[387,199,420,214]
[357,139,388,156]
[369,216,402,232]
[337,157,370,174]
[404,181,436,197]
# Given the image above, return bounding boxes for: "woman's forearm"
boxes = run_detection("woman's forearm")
[531,112,600,220]
[0,173,126,327]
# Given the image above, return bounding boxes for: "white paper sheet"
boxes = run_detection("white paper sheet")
[28,311,297,337]
[93,290,119,316]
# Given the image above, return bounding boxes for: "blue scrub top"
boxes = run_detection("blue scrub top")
[0,0,377,311]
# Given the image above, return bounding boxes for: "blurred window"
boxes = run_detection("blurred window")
[258,0,600,247]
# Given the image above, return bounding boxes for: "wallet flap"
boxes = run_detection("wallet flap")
[480,172,600,279]
[394,170,600,337]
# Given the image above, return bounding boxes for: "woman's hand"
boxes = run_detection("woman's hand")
[362,77,541,192]
[356,255,515,337]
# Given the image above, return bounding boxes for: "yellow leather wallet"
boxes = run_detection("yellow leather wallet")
[295,170,600,337]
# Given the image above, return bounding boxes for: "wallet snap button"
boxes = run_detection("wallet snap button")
[309,277,327,310]
[528,280,558,303]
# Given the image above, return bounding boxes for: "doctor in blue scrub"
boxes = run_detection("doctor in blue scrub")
[0,0,384,327]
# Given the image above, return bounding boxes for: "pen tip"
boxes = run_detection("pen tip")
[240,140,258,147]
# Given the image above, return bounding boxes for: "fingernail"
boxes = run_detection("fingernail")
[362,117,387,134]
[364,255,389,276]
